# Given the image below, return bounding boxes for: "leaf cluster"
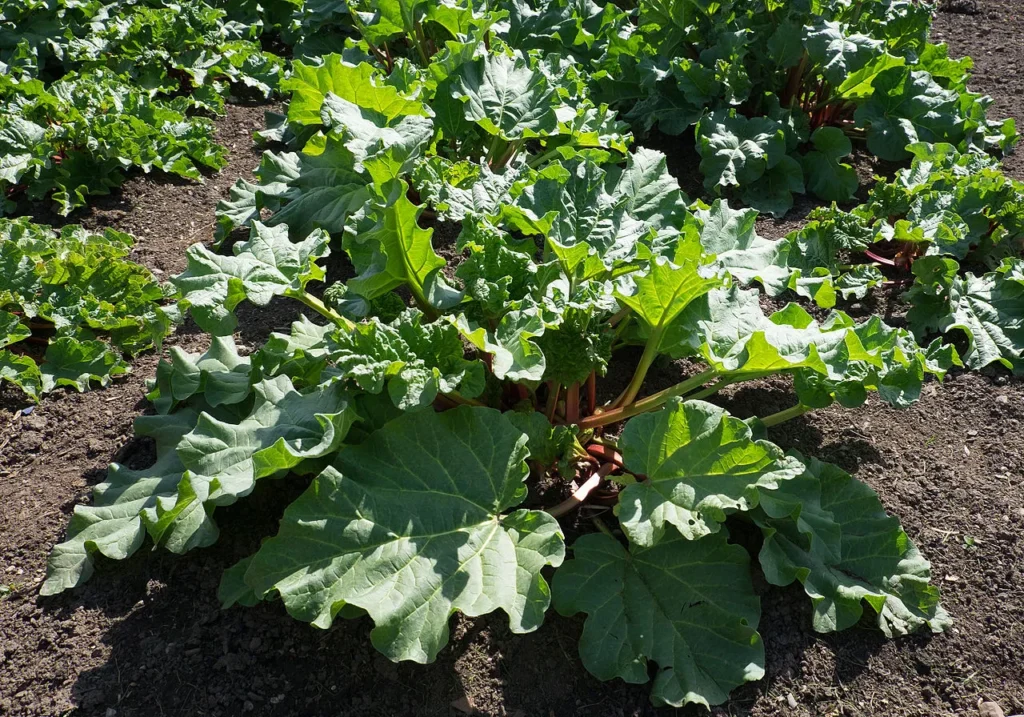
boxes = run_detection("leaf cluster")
[0,0,284,214]
[0,217,178,399]
[582,0,1017,214]
[709,141,1024,373]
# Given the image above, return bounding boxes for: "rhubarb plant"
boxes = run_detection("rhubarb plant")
[45,41,955,710]
[0,218,177,399]
[584,0,1017,214]
[708,142,1024,373]
[0,0,283,214]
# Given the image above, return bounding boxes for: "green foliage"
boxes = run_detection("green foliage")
[41,4,971,709]
[590,0,1016,212]
[716,142,1024,373]
[1,69,228,216]
[0,218,176,399]
[0,0,284,214]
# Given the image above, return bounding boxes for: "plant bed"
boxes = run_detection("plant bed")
[1,1,1023,716]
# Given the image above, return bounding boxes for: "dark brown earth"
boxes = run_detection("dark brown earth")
[3,4,1024,717]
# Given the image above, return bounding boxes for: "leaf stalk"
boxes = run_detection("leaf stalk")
[760,403,812,428]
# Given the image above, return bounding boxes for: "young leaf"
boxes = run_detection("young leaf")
[616,398,805,546]
[328,309,485,409]
[239,406,565,663]
[450,308,548,382]
[346,187,445,310]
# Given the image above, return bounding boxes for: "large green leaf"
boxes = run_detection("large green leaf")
[148,335,253,415]
[146,375,358,553]
[856,68,961,161]
[803,21,884,87]
[215,138,373,241]
[907,257,1024,372]
[754,454,950,636]
[695,109,786,191]
[553,531,764,708]
[614,253,721,340]
[282,55,428,129]
[616,398,804,546]
[800,127,857,202]
[237,406,565,663]
[41,409,199,595]
[173,222,330,335]
[452,50,560,140]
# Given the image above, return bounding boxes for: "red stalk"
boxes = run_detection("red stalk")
[586,443,624,468]
[565,382,580,425]
[863,248,896,267]
[546,463,616,519]
[585,372,597,416]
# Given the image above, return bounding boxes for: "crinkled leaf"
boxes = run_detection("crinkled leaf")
[173,222,330,335]
[41,409,199,595]
[755,454,950,636]
[616,398,805,546]
[328,309,484,409]
[238,406,565,663]
[146,376,358,553]
[553,531,764,709]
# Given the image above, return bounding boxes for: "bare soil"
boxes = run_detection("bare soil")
[2,4,1024,717]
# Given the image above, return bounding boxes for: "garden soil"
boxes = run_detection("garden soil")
[2,3,1024,716]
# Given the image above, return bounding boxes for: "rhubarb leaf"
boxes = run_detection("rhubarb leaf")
[616,398,804,546]
[553,531,764,708]
[173,222,330,335]
[239,406,565,663]
[754,454,950,636]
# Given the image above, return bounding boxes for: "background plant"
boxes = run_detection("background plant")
[0,218,178,399]
[0,0,285,215]
[581,0,1017,215]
